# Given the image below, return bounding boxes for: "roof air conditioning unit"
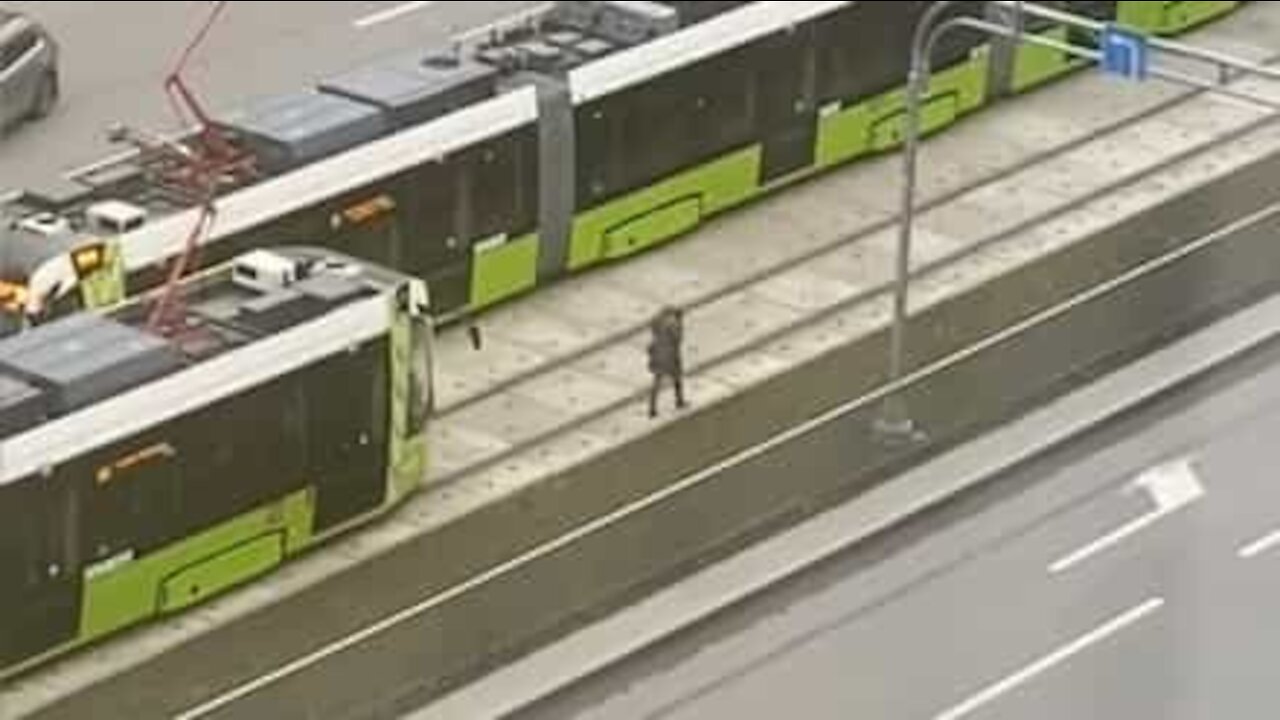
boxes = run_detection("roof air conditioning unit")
[232,250,305,293]
[85,200,148,236]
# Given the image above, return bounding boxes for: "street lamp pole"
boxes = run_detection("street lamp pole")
[871,0,1280,445]
[874,0,971,444]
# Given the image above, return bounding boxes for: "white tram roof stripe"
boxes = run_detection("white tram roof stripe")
[128,86,536,273]
[569,1,852,105]
[0,294,390,485]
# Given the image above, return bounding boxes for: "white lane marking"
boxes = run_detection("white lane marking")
[353,1,434,29]
[1049,458,1204,574]
[1239,528,1280,559]
[934,598,1165,720]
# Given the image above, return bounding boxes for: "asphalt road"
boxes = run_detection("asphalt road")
[0,1,540,189]
[514,304,1280,719]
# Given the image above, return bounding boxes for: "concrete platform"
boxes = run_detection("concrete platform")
[7,4,1280,717]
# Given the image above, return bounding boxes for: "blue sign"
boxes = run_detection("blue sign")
[1101,24,1150,80]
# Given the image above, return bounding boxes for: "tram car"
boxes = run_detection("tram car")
[0,247,432,678]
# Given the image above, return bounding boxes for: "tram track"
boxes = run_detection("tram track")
[431,47,1280,488]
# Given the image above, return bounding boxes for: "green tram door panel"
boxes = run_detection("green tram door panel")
[1118,1,1240,34]
[470,233,539,310]
[1011,25,1088,93]
[602,196,704,260]
[158,533,286,613]
[867,65,983,152]
[817,55,988,168]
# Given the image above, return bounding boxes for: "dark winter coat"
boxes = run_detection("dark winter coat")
[647,311,683,376]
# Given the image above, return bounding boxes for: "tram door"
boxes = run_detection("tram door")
[308,342,389,532]
[0,478,78,669]
[756,24,818,185]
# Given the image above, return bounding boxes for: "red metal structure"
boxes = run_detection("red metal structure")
[143,0,256,333]
[162,0,244,166]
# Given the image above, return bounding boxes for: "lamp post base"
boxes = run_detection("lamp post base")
[873,414,929,446]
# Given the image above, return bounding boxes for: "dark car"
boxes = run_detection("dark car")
[0,9,58,132]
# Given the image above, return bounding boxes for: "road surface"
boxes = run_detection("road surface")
[0,1,540,188]
[516,307,1280,719]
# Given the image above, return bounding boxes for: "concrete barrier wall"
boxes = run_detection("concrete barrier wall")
[33,147,1280,719]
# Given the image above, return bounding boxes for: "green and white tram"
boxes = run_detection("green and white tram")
[0,247,432,677]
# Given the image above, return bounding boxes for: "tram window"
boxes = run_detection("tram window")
[816,3,914,105]
[575,100,616,204]
[280,379,309,460]
[387,161,460,297]
[813,2,983,106]
[677,45,757,164]
[574,78,690,201]
[301,348,377,470]
[305,340,388,530]
[577,46,759,207]
[460,130,533,242]
[0,482,42,592]
[412,162,458,240]
[464,142,511,238]
[931,2,987,68]
[79,437,180,560]
[183,379,305,530]
[517,128,538,230]
[750,25,816,134]
[616,75,698,195]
